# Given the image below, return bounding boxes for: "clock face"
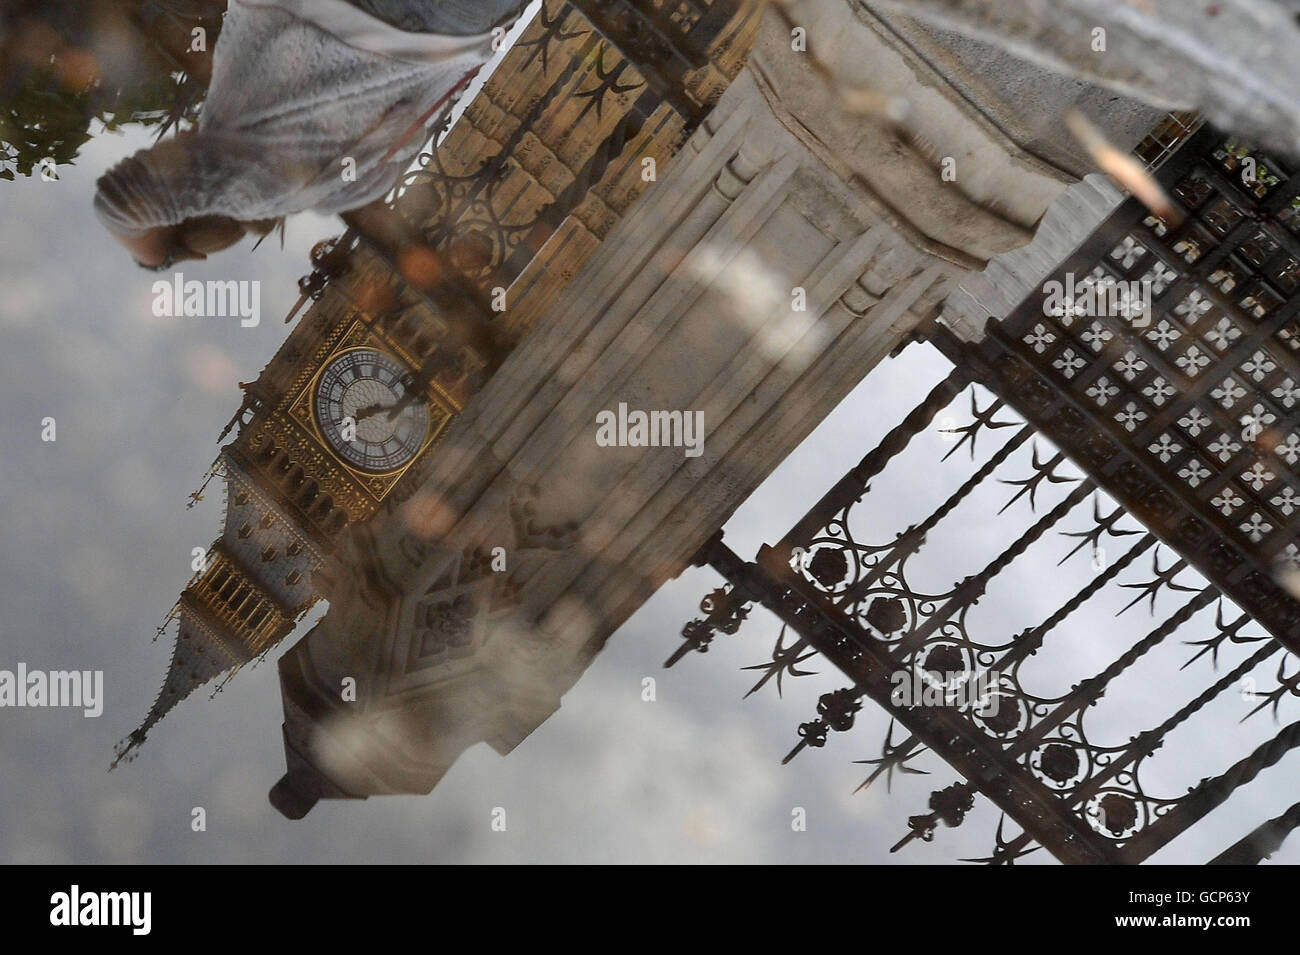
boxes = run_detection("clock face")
[314,348,429,473]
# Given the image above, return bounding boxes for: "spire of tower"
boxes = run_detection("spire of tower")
[112,602,245,769]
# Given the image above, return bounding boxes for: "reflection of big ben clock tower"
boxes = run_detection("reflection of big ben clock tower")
[117,0,761,766]
[116,239,473,765]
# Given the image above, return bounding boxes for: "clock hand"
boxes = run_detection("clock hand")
[354,391,418,424]
[379,371,426,422]
[384,392,418,422]
[349,371,426,426]
[352,401,389,424]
